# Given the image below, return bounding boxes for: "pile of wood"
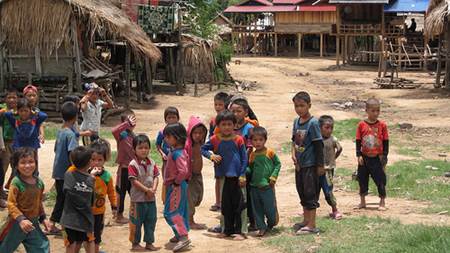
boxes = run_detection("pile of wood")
[374,77,420,89]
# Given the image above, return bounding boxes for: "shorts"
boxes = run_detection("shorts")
[64,228,95,246]
[295,166,320,210]
[93,214,104,244]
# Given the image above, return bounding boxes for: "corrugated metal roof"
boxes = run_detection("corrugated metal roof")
[238,0,273,6]
[224,5,298,13]
[272,0,304,4]
[384,0,428,13]
[300,5,337,11]
[329,0,388,3]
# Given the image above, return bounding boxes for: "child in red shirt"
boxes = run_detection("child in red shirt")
[356,98,389,211]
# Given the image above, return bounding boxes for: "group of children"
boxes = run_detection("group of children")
[0,85,389,252]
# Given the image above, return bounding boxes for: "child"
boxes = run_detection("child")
[60,146,95,253]
[23,84,45,144]
[112,112,136,224]
[291,91,324,235]
[247,127,281,237]
[156,106,179,203]
[209,92,228,212]
[163,123,191,252]
[0,147,51,253]
[49,102,91,235]
[356,98,389,211]
[80,82,113,146]
[89,139,117,253]
[202,110,248,240]
[318,115,343,220]
[0,88,18,203]
[185,116,208,229]
[128,134,159,251]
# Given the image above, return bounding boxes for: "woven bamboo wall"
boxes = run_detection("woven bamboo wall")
[275,11,336,25]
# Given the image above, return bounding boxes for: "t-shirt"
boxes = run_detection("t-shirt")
[164,149,189,185]
[356,120,389,157]
[0,107,15,142]
[235,122,254,148]
[292,116,322,168]
[247,148,281,188]
[5,111,48,150]
[6,176,45,223]
[92,169,116,215]
[80,99,105,132]
[323,136,342,170]
[60,168,95,233]
[156,130,171,156]
[128,158,159,202]
[52,127,79,180]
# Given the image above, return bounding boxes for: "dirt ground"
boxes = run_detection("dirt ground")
[3,56,450,252]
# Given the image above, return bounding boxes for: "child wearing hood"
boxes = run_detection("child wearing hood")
[185,116,208,230]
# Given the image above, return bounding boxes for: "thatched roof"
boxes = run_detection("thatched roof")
[425,0,449,36]
[0,0,161,60]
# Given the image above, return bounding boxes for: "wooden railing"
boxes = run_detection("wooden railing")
[232,25,274,33]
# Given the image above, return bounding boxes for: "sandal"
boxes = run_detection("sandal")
[293,222,306,231]
[207,225,222,234]
[354,204,366,209]
[378,206,387,211]
[330,211,343,220]
[295,227,320,235]
[45,228,62,236]
[169,236,179,243]
[209,204,221,212]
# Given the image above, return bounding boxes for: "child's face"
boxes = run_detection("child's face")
[230,104,247,123]
[6,93,18,109]
[218,120,234,136]
[293,98,311,118]
[18,107,32,121]
[192,126,206,144]
[321,123,334,138]
[17,155,36,178]
[25,92,38,107]
[366,105,380,121]
[214,99,225,114]
[251,135,266,151]
[164,135,178,148]
[135,142,150,160]
[165,114,179,125]
[88,89,99,103]
[90,152,105,169]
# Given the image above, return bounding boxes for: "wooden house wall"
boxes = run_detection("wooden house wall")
[275,11,336,34]
[340,4,382,24]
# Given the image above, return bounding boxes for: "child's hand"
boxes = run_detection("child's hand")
[146,188,155,198]
[19,219,35,233]
[239,180,246,188]
[317,166,326,176]
[90,167,103,176]
[85,130,93,137]
[210,154,222,164]
[42,219,52,232]
[358,156,364,166]
[291,155,297,165]
[39,135,45,144]
[112,210,118,219]
[128,115,137,127]
[269,179,276,187]
[100,88,107,97]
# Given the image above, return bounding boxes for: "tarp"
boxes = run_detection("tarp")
[384,0,428,13]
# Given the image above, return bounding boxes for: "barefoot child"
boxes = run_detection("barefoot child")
[60,146,95,253]
[163,123,191,252]
[0,147,51,253]
[186,116,208,229]
[291,91,324,235]
[202,111,248,240]
[156,106,180,204]
[112,112,137,224]
[89,139,117,253]
[318,115,343,220]
[356,98,389,211]
[247,127,281,237]
[128,134,159,251]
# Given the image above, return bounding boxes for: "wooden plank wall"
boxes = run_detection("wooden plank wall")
[341,4,382,23]
[276,12,336,25]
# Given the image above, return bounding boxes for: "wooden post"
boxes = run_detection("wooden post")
[298,33,302,58]
[445,22,450,89]
[320,33,324,57]
[135,56,142,104]
[35,47,42,77]
[169,48,175,84]
[336,36,340,66]
[144,57,153,94]
[336,5,341,66]
[379,5,385,77]
[275,33,278,57]
[68,70,73,93]
[71,18,82,91]
[125,44,131,104]
[0,48,4,91]
[176,8,183,92]
[435,35,442,88]
[344,35,348,64]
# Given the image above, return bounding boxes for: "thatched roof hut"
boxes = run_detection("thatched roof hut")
[181,34,216,83]
[424,0,449,37]
[0,0,161,60]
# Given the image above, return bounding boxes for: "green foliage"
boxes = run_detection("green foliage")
[44,124,113,141]
[213,41,233,82]
[265,216,450,253]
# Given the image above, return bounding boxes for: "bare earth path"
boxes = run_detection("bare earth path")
[3,57,450,252]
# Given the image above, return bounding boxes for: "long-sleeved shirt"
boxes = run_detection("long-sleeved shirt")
[356,120,389,157]
[5,111,47,150]
[164,148,189,186]
[202,134,248,178]
[247,148,281,188]
[112,120,135,168]
[92,169,117,215]
[7,176,45,223]
[128,158,159,202]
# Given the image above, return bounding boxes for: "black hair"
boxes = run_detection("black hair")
[121,110,135,123]
[133,134,151,150]
[70,146,93,170]
[319,115,334,127]
[191,124,208,144]
[214,92,229,103]
[89,138,111,161]
[61,101,78,121]
[17,98,32,110]
[251,126,268,140]
[229,98,258,121]
[63,95,81,104]
[12,147,36,173]
[6,87,19,97]
[215,110,236,125]
[164,106,180,121]
[163,123,187,146]
[292,91,311,104]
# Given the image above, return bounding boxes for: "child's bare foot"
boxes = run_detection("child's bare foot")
[115,215,129,224]
[131,243,146,252]
[232,234,246,241]
[354,203,366,209]
[256,229,266,237]
[190,222,207,230]
[379,198,386,211]
[145,243,160,251]
[169,236,179,243]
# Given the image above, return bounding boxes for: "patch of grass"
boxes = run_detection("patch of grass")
[397,146,422,157]
[105,142,163,168]
[45,188,57,207]
[44,124,114,141]
[333,118,360,140]
[265,216,450,253]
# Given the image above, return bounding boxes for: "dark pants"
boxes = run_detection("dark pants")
[246,174,255,227]
[50,180,65,223]
[250,186,277,230]
[358,156,387,198]
[117,167,131,214]
[0,156,4,190]
[221,177,245,236]
[93,214,104,244]
[295,166,320,210]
